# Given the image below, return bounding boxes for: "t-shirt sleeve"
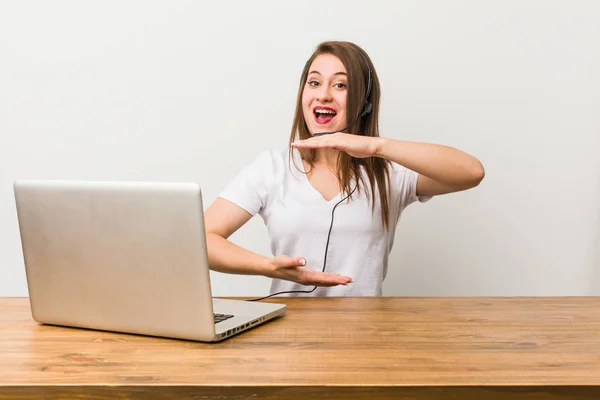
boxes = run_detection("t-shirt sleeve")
[218,150,274,216]
[389,161,432,208]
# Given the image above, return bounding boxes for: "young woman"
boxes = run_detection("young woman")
[204,41,484,297]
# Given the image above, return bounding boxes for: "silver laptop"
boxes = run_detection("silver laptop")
[13,180,286,342]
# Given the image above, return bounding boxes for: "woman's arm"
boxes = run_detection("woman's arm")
[374,138,485,196]
[204,198,272,275]
[204,198,351,286]
[292,134,485,196]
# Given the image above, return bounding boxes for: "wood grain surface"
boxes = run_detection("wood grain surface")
[2,296,600,399]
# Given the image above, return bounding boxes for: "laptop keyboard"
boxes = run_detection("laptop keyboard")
[214,313,234,324]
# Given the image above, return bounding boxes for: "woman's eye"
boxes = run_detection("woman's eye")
[334,82,347,89]
[307,80,320,87]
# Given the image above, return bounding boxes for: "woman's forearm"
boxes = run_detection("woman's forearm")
[375,138,485,188]
[206,233,273,277]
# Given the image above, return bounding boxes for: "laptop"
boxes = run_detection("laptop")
[13,180,286,342]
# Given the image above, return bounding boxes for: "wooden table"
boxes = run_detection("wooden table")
[1,297,600,399]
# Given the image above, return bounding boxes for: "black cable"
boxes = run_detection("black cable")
[247,184,357,302]
[247,53,371,301]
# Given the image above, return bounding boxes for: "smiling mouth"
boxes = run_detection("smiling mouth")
[313,109,337,124]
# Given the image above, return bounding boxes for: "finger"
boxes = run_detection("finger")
[298,142,341,151]
[293,141,322,148]
[277,256,306,268]
[293,138,334,147]
[311,140,344,150]
[307,271,352,286]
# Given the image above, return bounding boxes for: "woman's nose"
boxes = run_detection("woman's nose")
[317,85,333,101]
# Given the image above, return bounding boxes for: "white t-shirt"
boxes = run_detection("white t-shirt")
[219,148,431,296]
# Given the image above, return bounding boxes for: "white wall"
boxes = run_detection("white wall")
[1,0,599,297]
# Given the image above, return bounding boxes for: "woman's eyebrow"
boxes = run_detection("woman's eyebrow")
[308,71,347,76]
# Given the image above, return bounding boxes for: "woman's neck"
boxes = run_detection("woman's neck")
[314,148,340,170]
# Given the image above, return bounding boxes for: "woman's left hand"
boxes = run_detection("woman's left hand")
[292,133,382,159]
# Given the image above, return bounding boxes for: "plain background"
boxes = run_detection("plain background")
[1,1,599,297]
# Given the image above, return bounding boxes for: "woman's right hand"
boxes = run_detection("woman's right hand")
[266,255,352,287]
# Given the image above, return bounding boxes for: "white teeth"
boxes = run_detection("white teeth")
[315,109,336,114]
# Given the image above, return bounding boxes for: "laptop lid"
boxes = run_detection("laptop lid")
[14,180,221,341]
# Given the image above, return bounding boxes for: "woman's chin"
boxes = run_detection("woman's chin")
[310,124,342,135]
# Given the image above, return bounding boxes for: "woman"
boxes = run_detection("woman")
[204,41,484,297]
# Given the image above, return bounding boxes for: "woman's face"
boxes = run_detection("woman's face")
[302,54,347,135]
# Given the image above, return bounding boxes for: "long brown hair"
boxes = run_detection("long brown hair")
[288,41,392,230]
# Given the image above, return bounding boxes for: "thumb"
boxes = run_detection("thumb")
[275,255,306,268]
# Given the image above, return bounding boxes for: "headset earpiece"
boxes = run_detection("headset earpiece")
[359,54,373,118]
[360,101,372,118]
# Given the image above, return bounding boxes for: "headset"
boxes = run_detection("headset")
[248,53,372,302]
